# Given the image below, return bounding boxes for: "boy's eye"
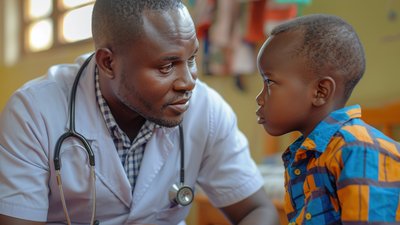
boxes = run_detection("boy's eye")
[160,63,173,74]
[264,78,274,86]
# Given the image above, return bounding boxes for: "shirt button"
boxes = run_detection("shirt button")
[305,212,312,220]
[294,169,301,175]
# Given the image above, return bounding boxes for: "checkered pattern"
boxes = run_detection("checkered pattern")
[282,105,400,224]
[94,68,157,191]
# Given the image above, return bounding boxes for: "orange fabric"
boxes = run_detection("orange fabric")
[243,0,267,43]
[397,203,400,221]
[342,125,374,144]
[264,4,297,21]
[196,23,211,39]
[338,185,369,221]
[378,150,400,182]
[377,138,400,158]
[244,1,297,43]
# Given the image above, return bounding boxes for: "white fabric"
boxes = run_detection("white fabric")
[0,54,264,225]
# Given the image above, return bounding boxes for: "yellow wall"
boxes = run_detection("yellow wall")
[303,0,400,106]
[0,43,94,101]
[200,0,400,161]
[1,0,400,163]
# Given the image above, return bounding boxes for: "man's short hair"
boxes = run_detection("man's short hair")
[92,0,183,50]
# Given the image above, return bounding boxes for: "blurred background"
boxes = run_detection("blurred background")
[0,0,399,224]
[1,0,399,163]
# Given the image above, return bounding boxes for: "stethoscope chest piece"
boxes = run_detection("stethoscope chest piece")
[169,183,194,206]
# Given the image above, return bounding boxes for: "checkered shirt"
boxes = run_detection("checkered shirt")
[94,68,157,191]
[283,105,400,224]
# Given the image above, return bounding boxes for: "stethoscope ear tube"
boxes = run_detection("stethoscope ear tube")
[53,53,97,225]
[54,132,71,171]
[54,131,95,170]
[54,53,96,170]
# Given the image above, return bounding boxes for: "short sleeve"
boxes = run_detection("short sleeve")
[195,90,264,207]
[0,91,50,221]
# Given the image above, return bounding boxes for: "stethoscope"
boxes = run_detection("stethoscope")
[53,53,194,225]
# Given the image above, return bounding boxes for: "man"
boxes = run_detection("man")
[0,0,278,224]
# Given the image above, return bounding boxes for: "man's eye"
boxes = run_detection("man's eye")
[187,56,196,67]
[160,63,173,74]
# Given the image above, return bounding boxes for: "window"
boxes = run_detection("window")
[22,0,95,53]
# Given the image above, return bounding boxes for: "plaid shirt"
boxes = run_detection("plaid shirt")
[283,105,400,224]
[95,69,157,191]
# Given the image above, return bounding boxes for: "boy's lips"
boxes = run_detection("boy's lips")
[257,116,265,124]
[256,109,265,124]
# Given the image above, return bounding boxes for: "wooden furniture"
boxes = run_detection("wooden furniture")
[195,194,229,225]
[194,193,288,225]
[362,101,400,140]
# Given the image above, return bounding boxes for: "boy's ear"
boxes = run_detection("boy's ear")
[312,76,336,107]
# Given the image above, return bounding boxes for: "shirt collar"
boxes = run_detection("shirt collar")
[94,67,159,143]
[291,104,362,154]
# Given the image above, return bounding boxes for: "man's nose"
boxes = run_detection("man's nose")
[175,64,197,91]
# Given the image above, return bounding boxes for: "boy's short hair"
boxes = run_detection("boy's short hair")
[271,14,366,102]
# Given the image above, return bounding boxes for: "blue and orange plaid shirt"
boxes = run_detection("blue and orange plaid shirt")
[283,105,400,224]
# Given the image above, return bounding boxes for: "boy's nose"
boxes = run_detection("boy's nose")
[256,90,265,106]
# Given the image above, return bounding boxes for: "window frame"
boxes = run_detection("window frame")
[20,0,94,55]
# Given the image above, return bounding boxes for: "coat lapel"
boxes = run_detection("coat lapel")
[73,56,132,207]
[131,127,177,206]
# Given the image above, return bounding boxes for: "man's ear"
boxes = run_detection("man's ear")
[312,76,336,107]
[95,48,115,79]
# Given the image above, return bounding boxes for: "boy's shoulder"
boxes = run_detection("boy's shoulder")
[336,118,400,154]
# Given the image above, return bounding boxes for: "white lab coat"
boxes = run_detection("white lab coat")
[0,55,264,224]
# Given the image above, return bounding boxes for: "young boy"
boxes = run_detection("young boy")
[255,14,400,224]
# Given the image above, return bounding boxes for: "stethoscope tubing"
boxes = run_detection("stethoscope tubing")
[53,53,97,225]
[54,53,96,170]
[179,124,185,185]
